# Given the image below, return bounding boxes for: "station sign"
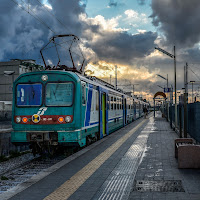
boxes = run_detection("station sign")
[164,88,171,93]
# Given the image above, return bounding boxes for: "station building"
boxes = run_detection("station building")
[0,59,43,120]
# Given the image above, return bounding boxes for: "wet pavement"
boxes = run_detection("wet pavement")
[1,112,200,200]
[129,112,200,200]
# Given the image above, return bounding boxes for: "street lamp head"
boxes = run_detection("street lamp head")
[190,81,195,83]
[156,74,167,80]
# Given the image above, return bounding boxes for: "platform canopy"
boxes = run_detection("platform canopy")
[154,91,166,99]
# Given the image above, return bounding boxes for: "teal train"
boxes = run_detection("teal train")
[11,70,149,155]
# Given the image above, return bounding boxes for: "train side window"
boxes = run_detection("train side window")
[117,98,119,110]
[82,83,86,105]
[91,91,94,111]
[108,96,110,110]
[111,96,113,110]
[114,97,116,110]
[96,91,99,110]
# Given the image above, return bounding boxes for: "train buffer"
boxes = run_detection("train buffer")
[1,111,200,200]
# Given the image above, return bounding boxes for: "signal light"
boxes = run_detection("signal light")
[58,117,64,123]
[22,117,28,123]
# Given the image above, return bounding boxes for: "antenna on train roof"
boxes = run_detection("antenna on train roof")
[40,34,85,74]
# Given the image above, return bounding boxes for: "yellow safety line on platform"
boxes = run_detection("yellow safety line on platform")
[44,120,146,200]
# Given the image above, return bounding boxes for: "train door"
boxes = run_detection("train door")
[102,93,106,136]
[99,87,108,139]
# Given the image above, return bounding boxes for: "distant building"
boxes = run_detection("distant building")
[0,59,43,101]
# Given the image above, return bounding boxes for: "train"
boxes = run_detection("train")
[11,69,149,155]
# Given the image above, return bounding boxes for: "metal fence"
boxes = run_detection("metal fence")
[167,102,200,142]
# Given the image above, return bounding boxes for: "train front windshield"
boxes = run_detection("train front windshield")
[17,84,42,106]
[16,82,74,107]
[45,82,74,106]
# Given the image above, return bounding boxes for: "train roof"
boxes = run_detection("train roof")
[14,70,148,104]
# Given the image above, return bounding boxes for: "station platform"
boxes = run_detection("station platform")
[3,112,200,200]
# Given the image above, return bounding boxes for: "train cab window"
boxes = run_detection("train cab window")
[45,82,74,106]
[16,83,42,106]
[82,83,86,105]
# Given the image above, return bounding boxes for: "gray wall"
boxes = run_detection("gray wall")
[0,60,20,101]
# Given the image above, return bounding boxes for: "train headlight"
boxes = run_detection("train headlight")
[58,117,64,123]
[41,75,48,81]
[16,116,21,123]
[65,116,71,123]
[22,117,28,123]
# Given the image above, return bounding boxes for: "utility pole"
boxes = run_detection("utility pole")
[184,63,188,138]
[186,63,188,95]
[155,46,177,128]
[174,46,177,128]
[167,74,168,89]
[132,84,139,96]
[110,75,112,85]
[115,65,117,89]
[191,81,195,103]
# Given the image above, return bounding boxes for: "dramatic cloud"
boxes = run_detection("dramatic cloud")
[80,14,157,65]
[124,10,148,24]
[151,0,200,48]
[1,0,165,100]
[0,0,85,62]
[88,31,157,65]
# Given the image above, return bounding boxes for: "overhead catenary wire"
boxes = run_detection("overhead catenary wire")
[10,0,86,68]
[188,66,200,81]
[34,0,85,61]
[11,0,56,34]
[34,0,73,34]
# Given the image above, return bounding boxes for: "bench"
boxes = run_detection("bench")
[175,138,200,168]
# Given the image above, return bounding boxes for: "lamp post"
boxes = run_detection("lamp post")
[155,46,177,128]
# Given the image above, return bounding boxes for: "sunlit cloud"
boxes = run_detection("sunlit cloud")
[124,9,149,24]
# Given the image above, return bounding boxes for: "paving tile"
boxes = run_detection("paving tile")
[128,112,200,200]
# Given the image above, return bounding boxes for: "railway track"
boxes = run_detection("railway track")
[0,154,67,194]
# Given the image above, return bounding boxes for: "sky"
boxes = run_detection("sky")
[1,0,200,103]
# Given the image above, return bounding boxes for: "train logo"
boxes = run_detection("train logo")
[32,114,41,123]
[37,107,47,115]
